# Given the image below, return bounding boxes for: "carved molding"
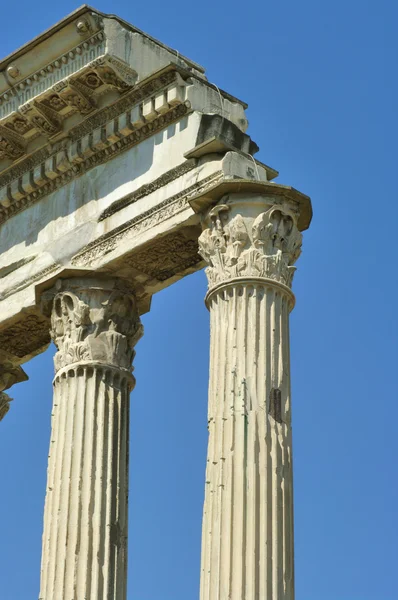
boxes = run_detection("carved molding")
[45,279,143,373]
[0,53,137,167]
[0,363,28,420]
[0,393,11,421]
[0,263,61,301]
[99,159,197,221]
[0,125,26,160]
[0,32,105,116]
[0,70,176,189]
[72,170,223,267]
[198,199,303,290]
[19,102,62,137]
[54,80,95,115]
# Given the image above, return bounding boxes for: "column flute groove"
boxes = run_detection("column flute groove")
[39,278,143,600]
[199,194,304,600]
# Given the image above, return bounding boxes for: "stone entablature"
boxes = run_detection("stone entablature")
[0,64,250,220]
[0,67,186,220]
[0,4,311,394]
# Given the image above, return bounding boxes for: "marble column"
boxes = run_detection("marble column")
[39,277,143,600]
[198,194,304,600]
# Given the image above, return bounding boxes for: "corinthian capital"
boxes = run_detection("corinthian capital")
[198,194,303,290]
[43,278,143,373]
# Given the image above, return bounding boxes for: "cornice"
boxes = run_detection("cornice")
[0,31,106,117]
[0,67,190,225]
[0,6,97,73]
[0,5,205,79]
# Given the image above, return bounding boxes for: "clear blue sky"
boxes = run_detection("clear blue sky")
[0,1,397,599]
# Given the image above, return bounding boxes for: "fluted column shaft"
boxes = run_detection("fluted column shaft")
[198,194,304,600]
[39,277,143,600]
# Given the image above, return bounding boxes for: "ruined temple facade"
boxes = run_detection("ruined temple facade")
[0,6,312,599]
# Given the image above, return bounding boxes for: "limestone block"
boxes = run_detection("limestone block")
[55,150,70,173]
[118,112,135,135]
[9,179,25,201]
[105,119,120,143]
[32,164,48,187]
[142,98,156,121]
[154,91,169,114]
[43,157,60,180]
[130,104,144,127]
[91,126,108,151]
[167,83,184,106]
[0,186,10,207]
[69,140,84,164]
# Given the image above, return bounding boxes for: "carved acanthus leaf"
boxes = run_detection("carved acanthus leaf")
[49,283,143,372]
[199,204,303,289]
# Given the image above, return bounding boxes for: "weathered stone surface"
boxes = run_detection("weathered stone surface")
[0,7,270,368]
[0,7,312,600]
[39,277,142,600]
[199,193,301,600]
[0,356,28,421]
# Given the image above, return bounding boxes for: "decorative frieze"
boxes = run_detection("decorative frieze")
[198,196,302,290]
[0,314,50,358]
[125,230,202,282]
[72,170,224,268]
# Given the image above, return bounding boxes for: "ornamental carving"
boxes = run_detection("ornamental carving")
[0,315,50,358]
[0,393,11,421]
[0,125,25,159]
[19,102,61,136]
[127,231,202,282]
[198,202,302,289]
[48,282,143,372]
[57,80,95,115]
[0,363,28,421]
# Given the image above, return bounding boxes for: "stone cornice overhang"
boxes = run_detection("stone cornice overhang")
[0,5,205,78]
[0,65,185,223]
[0,6,96,73]
[188,179,313,231]
[0,61,249,226]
